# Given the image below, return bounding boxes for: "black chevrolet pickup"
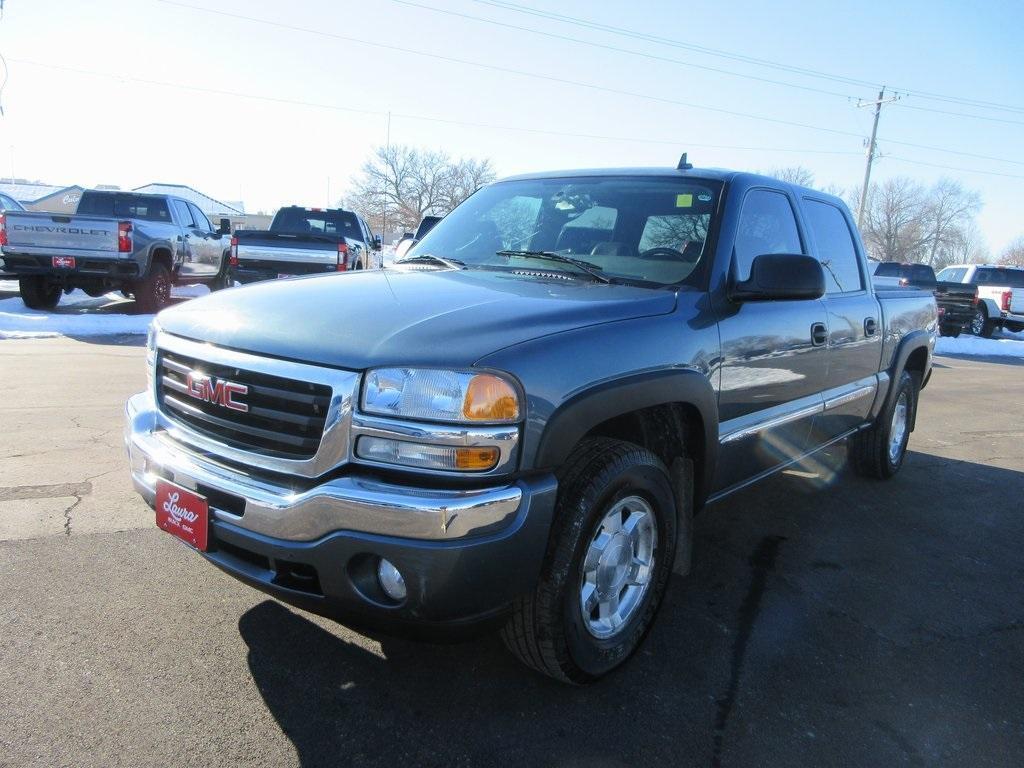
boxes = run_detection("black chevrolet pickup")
[126,164,936,682]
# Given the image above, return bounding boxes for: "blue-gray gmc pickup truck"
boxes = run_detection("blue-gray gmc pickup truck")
[125,165,937,683]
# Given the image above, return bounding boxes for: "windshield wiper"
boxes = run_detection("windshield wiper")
[395,253,466,269]
[495,250,610,283]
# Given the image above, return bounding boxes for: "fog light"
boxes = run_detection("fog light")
[377,558,407,601]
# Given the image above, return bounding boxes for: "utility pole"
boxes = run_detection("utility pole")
[856,87,900,228]
[381,111,391,242]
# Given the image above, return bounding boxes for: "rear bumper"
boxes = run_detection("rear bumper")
[0,251,139,280]
[230,261,337,285]
[124,391,558,635]
[937,304,974,327]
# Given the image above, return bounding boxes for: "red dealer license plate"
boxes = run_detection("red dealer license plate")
[155,480,209,551]
[52,256,76,269]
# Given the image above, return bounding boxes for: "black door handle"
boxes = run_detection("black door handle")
[864,317,878,336]
[811,322,828,346]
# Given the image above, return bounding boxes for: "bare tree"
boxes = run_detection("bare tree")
[348,145,495,233]
[940,220,989,269]
[764,166,815,187]
[1000,236,1024,267]
[920,178,982,267]
[861,177,928,262]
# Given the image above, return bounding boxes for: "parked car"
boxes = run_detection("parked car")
[126,164,936,682]
[936,264,1024,337]
[0,190,231,311]
[870,261,977,337]
[230,206,382,285]
[393,215,443,261]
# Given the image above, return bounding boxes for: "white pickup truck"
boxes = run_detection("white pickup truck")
[936,264,1024,337]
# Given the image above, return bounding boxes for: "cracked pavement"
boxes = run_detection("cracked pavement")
[1,338,1022,767]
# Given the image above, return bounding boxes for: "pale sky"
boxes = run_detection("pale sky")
[1,0,1021,251]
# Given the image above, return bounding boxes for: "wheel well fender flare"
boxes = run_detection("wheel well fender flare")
[534,368,718,505]
[884,330,932,429]
[144,242,176,276]
[976,297,999,318]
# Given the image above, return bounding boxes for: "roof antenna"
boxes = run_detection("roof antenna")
[677,152,693,170]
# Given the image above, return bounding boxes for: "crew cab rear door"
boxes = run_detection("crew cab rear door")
[173,199,220,279]
[800,197,883,441]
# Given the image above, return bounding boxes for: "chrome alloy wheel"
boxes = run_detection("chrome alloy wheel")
[888,390,909,463]
[579,495,658,639]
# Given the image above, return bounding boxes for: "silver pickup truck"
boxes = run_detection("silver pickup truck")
[0,190,231,312]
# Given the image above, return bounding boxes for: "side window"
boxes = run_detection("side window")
[803,199,863,293]
[172,200,194,227]
[734,189,803,281]
[188,203,211,232]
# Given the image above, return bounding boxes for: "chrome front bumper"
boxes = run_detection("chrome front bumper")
[125,391,525,542]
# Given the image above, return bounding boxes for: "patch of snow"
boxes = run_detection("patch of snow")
[0,282,210,339]
[935,328,1024,358]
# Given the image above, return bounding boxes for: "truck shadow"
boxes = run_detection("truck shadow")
[238,448,1024,767]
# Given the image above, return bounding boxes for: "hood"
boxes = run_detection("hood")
[157,268,677,370]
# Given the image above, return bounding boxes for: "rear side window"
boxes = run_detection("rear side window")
[172,200,194,227]
[734,189,803,281]
[78,193,171,222]
[803,200,863,293]
[972,267,1024,288]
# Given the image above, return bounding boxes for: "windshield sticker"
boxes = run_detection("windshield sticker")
[698,192,712,202]
[675,194,693,208]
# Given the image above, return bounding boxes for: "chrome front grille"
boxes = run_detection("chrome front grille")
[153,332,359,478]
[158,350,331,458]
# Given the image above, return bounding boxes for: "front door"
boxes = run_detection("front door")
[714,188,830,492]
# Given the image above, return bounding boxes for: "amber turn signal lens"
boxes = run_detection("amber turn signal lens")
[462,374,519,421]
[454,446,501,471]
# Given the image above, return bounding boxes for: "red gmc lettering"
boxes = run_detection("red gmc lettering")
[185,373,249,412]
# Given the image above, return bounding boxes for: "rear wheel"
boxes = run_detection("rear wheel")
[19,276,62,310]
[939,324,961,338]
[501,438,681,683]
[970,308,995,338]
[1006,321,1024,334]
[850,370,918,479]
[134,262,172,313]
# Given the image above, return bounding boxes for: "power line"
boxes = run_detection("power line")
[884,155,1024,180]
[156,1,1024,169]
[390,0,857,101]
[856,88,900,228]
[6,57,862,156]
[474,0,1024,116]
[893,102,1024,127]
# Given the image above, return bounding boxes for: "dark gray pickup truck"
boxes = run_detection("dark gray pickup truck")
[125,165,937,682]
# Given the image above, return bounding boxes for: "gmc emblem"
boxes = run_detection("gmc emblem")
[185,372,249,413]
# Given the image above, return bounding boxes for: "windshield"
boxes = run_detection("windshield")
[408,176,721,285]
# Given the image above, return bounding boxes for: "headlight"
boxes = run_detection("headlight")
[362,368,520,423]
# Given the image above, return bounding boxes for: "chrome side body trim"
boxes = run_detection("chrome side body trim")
[823,382,877,411]
[155,331,360,479]
[719,402,823,445]
[127,392,523,541]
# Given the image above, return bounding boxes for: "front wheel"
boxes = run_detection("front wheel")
[19,276,62,310]
[501,438,681,683]
[850,370,919,479]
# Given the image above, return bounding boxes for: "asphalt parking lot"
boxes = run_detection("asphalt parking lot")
[1,337,1022,768]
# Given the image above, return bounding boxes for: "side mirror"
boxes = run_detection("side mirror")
[372,234,382,251]
[731,253,825,302]
[217,218,231,235]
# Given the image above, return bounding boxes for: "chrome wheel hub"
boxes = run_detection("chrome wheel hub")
[888,390,908,463]
[971,310,984,335]
[580,495,657,639]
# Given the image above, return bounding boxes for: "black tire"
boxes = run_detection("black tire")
[850,370,918,479]
[939,325,961,338]
[970,308,995,338]
[134,262,172,313]
[1006,321,1024,334]
[355,260,364,271]
[501,438,681,683]
[207,264,230,292]
[18,276,62,310]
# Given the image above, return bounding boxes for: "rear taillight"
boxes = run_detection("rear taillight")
[337,242,349,271]
[0,213,7,247]
[1001,290,1012,312]
[117,221,132,253]
[229,236,238,267]
[972,288,979,305]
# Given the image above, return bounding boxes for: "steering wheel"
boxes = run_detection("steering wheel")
[638,246,690,262]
